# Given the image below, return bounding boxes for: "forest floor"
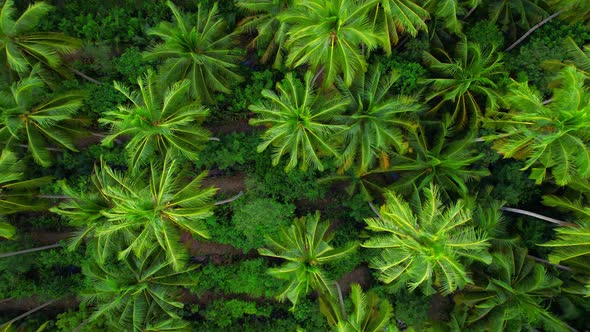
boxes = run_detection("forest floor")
[202,173,247,194]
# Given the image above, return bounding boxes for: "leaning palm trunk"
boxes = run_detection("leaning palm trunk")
[527,255,572,271]
[505,10,563,51]
[0,299,56,328]
[214,191,244,205]
[0,243,62,259]
[500,207,576,227]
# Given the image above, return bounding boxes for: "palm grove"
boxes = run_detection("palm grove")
[0,0,589,331]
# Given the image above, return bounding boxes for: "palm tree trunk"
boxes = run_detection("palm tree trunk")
[0,243,62,259]
[0,299,56,328]
[368,201,383,220]
[214,191,244,205]
[505,10,563,52]
[90,132,122,144]
[463,6,477,19]
[16,143,62,152]
[0,298,13,305]
[500,207,577,227]
[312,65,325,86]
[334,281,346,318]
[69,67,102,85]
[36,194,70,199]
[527,255,572,271]
[72,317,91,332]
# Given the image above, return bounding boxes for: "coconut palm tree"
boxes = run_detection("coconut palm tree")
[423,0,480,34]
[235,0,293,68]
[539,195,590,270]
[99,70,210,172]
[0,149,52,239]
[51,153,218,271]
[0,302,54,331]
[318,167,390,202]
[547,0,590,24]
[144,1,243,103]
[423,39,505,127]
[389,121,490,199]
[369,0,429,55]
[363,184,492,295]
[484,66,590,186]
[0,65,85,167]
[81,246,196,332]
[0,0,80,74]
[453,247,569,332]
[544,37,590,77]
[487,0,548,40]
[334,64,422,175]
[280,0,380,87]
[320,284,394,332]
[258,211,358,308]
[505,0,590,52]
[249,72,348,172]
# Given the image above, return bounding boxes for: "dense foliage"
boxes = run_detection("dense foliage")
[1,0,590,331]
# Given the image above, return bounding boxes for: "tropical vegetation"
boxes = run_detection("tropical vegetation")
[1,0,590,331]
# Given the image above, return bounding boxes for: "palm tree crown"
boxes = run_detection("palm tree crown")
[0,65,84,167]
[236,0,293,68]
[389,121,490,199]
[51,153,218,271]
[82,247,197,332]
[423,0,480,34]
[334,64,422,175]
[320,283,394,332]
[423,39,505,127]
[100,70,210,172]
[0,0,80,74]
[488,0,548,39]
[0,149,52,239]
[539,195,590,269]
[369,0,429,54]
[363,184,491,295]
[280,0,380,87]
[485,66,590,185]
[454,247,569,332]
[258,211,358,308]
[249,71,348,172]
[145,1,243,103]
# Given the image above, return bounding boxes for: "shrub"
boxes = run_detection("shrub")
[230,198,295,251]
[202,299,272,328]
[213,69,275,121]
[247,151,327,203]
[506,20,590,95]
[55,306,110,332]
[114,47,151,83]
[483,160,540,206]
[0,240,87,300]
[194,132,260,172]
[370,54,427,95]
[466,20,505,48]
[197,259,285,298]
